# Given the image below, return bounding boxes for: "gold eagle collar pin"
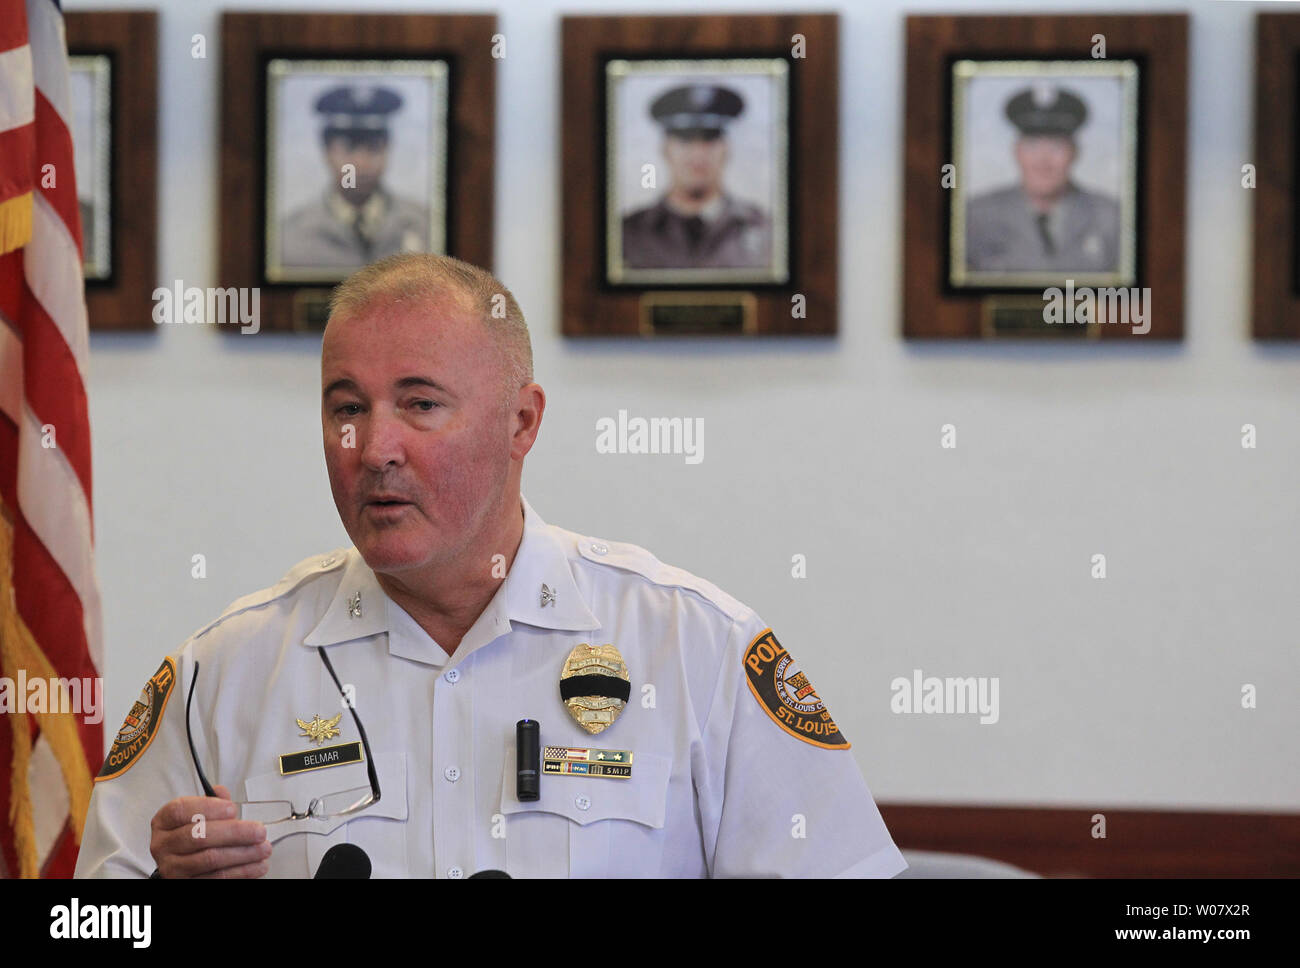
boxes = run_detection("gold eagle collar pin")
[297,713,343,745]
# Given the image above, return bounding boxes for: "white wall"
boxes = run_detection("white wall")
[76,0,1300,810]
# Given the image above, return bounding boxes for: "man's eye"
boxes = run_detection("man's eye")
[335,404,362,416]
[410,400,439,412]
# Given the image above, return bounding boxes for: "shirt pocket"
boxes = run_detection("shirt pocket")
[496,747,672,878]
[243,751,407,878]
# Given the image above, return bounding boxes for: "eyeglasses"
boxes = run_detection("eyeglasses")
[186,647,381,824]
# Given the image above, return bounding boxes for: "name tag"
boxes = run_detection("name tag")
[279,741,364,776]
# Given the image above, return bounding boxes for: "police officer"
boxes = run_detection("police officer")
[277,85,430,273]
[75,253,905,879]
[621,84,772,271]
[964,84,1121,274]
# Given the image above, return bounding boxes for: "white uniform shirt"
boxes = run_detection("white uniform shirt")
[75,495,905,879]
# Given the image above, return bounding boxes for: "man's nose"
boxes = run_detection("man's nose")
[359,408,406,470]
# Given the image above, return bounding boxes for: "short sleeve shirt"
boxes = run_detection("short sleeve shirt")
[75,495,905,879]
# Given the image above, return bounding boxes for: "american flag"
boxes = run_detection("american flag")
[543,746,590,762]
[0,0,103,878]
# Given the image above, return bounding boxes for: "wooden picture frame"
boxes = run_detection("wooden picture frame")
[881,802,1300,877]
[903,14,1187,340]
[561,14,838,338]
[1252,12,1300,339]
[66,11,157,331]
[219,13,496,334]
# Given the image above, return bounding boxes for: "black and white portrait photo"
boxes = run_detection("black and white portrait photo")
[67,55,111,281]
[605,58,789,286]
[264,59,448,284]
[949,60,1139,289]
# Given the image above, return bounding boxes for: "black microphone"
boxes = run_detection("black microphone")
[315,843,371,878]
[468,869,511,878]
[516,719,540,801]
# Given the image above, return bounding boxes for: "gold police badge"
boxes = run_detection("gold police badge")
[559,643,630,735]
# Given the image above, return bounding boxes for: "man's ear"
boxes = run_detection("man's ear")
[509,384,546,461]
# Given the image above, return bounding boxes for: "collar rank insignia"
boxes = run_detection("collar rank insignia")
[297,713,343,745]
[347,591,362,618]
[559,642,631,735]
[540,583,556,608]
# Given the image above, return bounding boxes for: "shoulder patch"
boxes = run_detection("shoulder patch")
[96,657,177,781]
[742,629,849,750]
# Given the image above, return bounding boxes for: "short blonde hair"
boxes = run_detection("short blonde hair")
[328,253,533,412]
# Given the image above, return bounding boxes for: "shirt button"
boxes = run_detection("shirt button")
[444,668,460,684]
[590,542,608,555]
[320,555,336,567]
[444,766,460,782]
[447,867,464,879]
[575,795,591,810]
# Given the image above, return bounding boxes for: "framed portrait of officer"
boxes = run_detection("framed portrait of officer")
[562,14,838,338]
[902,13,1188,340]
[949,60,1139,290]
[605,60,789,287]
[264,60,448,285]
[67,55,112,282]
[66,10,158,330]
[1252,11,1300,338]
[220,12,496,333]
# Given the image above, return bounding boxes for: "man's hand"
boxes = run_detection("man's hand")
[149,785,272,878]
